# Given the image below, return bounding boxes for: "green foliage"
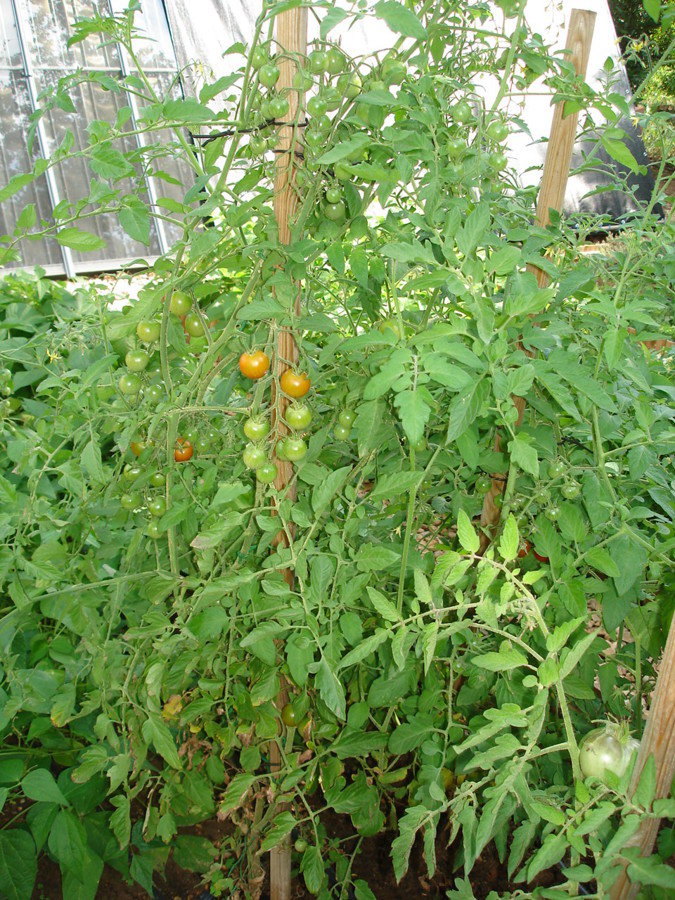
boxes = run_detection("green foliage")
[0,1,673,898]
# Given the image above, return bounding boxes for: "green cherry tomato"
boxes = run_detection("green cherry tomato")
[149,472,165,488]
[412,436,427,453]
[294,838,309,853]
[251,46,269,70]
[249,134,266,155]
[136,320,160,343]
[489,151,508,170]
[322,86,341,110]
[276,438,289,461]
[337,71,362,100]
[452,100,472,124]
[546,504,561,522]
[284,437,307,462]
[244,417,270,441]
[493,494,504,509]
[334,162,351,181]
[307,96,327,117]
[195,436,211,454]
[141,384,164,404]
[305,130,324,149]
[487,120,509,142]
[286,404,312,430]
[119,372,141,395]
[184,427,199,443]
[256,462,278,484]
[561,481,581,500]
[325,186,342,204]
[123,464,142,482]
[148,497,167,518]
[184,311,206,338]
[325,47,345,75]
[146,520,161,539]
[169,291,191,316]
[548,459,566,479]
[308,50,327,74]
[338,409,355,428]
[476,475,492,494]
[334,423,351,441]
[259,63,280,88]
[447,136,465,158]
[243,443,267,470]
[125,349,150,372]
[324,201,346,222]
[281,703,297,727]
[120,492,140,510]
[269,96,290,118]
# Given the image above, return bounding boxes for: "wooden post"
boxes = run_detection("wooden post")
[269,7,307,900]
[480,9,596,531]
[610,619,675,899]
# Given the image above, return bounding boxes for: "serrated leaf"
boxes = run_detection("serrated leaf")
[498,514,519,562]
[509,433,539,476]
[374,1,426,39]
[366,587,402,623]
[585,547,621,578]
[472,647,528,671]
[312,466,351,517]
[219,773,257,814]
[141,715,181,769]
[260,811,296,852]
[119,199,150,245]
[338,630,389,669]
[369,471,423,501]
[315,657,345,720]
[81,437,104,483]
[457,509,479,553]
[393,389,430,445]
[56,227,106,252]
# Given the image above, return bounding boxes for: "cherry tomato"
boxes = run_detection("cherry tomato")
[119,373,141,395]
[243,443,267,469]
[269,96,290,118]
[194,436,210,454]
[493,494,504,509]
[452,100,473,124]
[259,63,280,88]
[324,201,346,222]
[325,186,342,205]
[561,481,580,500]
[489,151,508,170]
[412,436,427,453]
[546,505,561,521]
[280,370,310,398]
[326,47,345,74]
[322,86,341,110]
[251,46,268,70]
[447,136,464,157]
[518,540,531,559]
[337,71,362,100]
[149,471,165,488]
[130,440,148,457]
[308,50,327,74]
[284,437,307,462]
[184,311,206,338]
[548,459,566,479]
[125,349,150,372]
[533,549,550,563]
[249,134,266,155]
[120,493,140,510]
[148,497,167,517]
[487,120,509,142]
[256,462,278,484]
[239,350,270,380]
[174,438,194,462]
[123,464,142,481]
[136,320,160,342]
[338,409,355,428]
[281,703,297,727]
[334,423,351,441]
[147,520,161,539]
[579,725,640,782]
[286,404,312,430]
[169,291,191,316]
[275,438,289,461]
[307,96,327,118]
[294,838,309,853]
[244,417,270,441]
[476,475,492,494]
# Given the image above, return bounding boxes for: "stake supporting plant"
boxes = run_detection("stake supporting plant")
[481,8,596,533]
[268,5,308,900]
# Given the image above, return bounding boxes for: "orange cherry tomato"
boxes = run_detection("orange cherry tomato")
[239,350,270,380]
[131,440,153,457]
[280,369,310,398]
[174,438,194,462]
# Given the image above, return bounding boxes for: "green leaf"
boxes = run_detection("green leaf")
[509,433,539,477]
[643,0,661,22]
[141,715,181,769]
[446,379,488,442]
[627,855,675,889]
[0,172,36,203]
[457,509,479,554]
[47,809,87,870]
[373,1,426,39]
[300,845,325,894]
[56,228,106,252]
[320,6,349,37]
[355,544,400,571]
[119,199,151,246]
[526,832,566,881]
[22,769,69,806]
[393,389,430,445]
[172,835,217,873]
[315,657,346,720]
[0,830,37,900]
[369,471,423,501]
[601,135,640,172]
[559,631,597,680]
[88,144,133,180]
[338,630,390,670]
[219,773,257,814]
[80,438,104,483]
[312,466,351,517]
[472,647,528,671]
[498,514,519,562]
[162,98,214,123]
[109,795,130,848]
[585,547,621,578]
[366,587,402,623]
[315,134,370,165]
[260,811,296,852]
[634,754,656,808]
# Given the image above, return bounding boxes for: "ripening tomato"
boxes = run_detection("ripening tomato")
[119,373,141,395]
[169,291,191,316]
[286,404,312,430]
[518,540,531,559]
[533,549,550,563]
[579,725,640,782]
[256,461,278,484]
[338,409,355,428]
[136,320,160,343]
[184,311,207,338]
[244,417,270,441]
[174,438,194,462]
[284,437,307,462]
[281,703,297,727]
[243,443,267,469]
[239,350,270,380]
[148,497,167,517]
[125,349,150,372]
[280,370,310,398]
[259,63,280,88]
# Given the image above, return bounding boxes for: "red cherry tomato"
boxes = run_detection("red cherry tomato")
[518,540,531,559]
[174,438,194,462]
[280,369,310,398]
[239,350,270,380]
[533,549,550,563]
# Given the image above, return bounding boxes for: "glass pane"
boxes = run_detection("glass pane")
[22,0,122,71]
[37,70,161,262]
[0,71,63,267]
[110,0,176,70]
[0,0,22,68]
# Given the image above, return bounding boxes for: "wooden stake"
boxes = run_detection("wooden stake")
[480,9,596,532]
[610,619,675,899]
[269,7,307,900]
